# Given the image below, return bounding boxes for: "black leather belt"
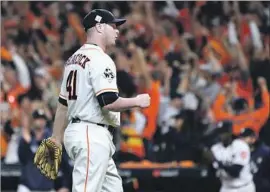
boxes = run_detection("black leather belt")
[71,118,115,135]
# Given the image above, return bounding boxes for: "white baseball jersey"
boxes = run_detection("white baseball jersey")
[59,44,120,127]
[211,139,252,188]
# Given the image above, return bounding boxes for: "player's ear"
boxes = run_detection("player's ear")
[95,23,103,33]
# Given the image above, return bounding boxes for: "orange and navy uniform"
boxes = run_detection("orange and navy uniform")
[212,89,270,135]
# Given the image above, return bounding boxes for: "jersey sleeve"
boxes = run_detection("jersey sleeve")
[58,70,68,106]
[232,140,250,165]
[90,57,118,96]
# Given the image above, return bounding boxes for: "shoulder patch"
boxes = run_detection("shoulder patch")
[103,67,115,83]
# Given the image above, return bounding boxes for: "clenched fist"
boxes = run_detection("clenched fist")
[258,77,267,91]
[136,94,151,108]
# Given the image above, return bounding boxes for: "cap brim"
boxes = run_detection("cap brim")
[111,18,126,26]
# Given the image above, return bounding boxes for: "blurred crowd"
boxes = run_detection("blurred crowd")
[1,1,270,192]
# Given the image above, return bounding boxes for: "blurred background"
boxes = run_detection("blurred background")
[1,1,270,192]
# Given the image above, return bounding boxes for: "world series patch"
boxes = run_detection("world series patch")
[103,67,115,83]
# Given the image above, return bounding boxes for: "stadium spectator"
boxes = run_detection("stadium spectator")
[212,77,269,135]
[163,111,195,161]
[17,109,70,192]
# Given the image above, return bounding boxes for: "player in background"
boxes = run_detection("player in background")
[210,121,255,192]
[33,9,150,192]
[239,128,270,192]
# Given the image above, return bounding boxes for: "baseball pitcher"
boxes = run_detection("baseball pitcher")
[33,9,150,192]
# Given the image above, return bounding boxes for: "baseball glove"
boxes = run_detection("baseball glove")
[34,137,62,180]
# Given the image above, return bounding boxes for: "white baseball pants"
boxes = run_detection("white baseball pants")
[64,122,123,192]
[220,182,255,192]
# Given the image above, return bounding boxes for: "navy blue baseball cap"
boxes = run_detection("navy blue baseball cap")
[239,128,256,138]
[215,120,233,134]
[82,9,126,31]
[32,109,47,120]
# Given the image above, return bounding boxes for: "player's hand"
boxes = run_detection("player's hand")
[34,137,62,180]
[258,77,267,91]
[136,94,151,108]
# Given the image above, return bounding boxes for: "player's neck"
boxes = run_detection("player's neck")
[86,38,106,52]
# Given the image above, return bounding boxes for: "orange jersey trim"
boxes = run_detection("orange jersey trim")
[59,94,67,99]
[95,88,118,96]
